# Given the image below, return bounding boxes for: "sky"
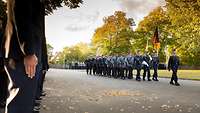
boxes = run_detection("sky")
[45,0,165,52]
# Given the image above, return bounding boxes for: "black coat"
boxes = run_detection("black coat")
[168,55,180,71]
[4,0,43,62]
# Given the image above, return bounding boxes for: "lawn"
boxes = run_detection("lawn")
[133,70,200,81]
[158,70,200,81]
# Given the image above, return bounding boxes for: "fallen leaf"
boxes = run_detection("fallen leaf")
[120,108,124,112]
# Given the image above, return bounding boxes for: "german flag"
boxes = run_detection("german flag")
[152,27,160,50]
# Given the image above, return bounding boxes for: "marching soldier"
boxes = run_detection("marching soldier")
[142,51,152,81]
[102,56,107,76]
[105,56,112,77]
[118,55,126,80]
[111,56,118,78]
[84,58,90,75]
[151,51,159,81]
[126,53,135,79]
[92,57,97,75]
[134,51,143,81]
[168,49,180,86]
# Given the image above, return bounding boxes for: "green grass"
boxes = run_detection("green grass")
[133,70,200,81]
[157,70,200,81]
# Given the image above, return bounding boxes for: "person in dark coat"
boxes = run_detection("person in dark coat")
[134,51,143,81]
[126,53,134,79]
[3,0,45,113]
[168,49,180,86]
[142,52,152,81]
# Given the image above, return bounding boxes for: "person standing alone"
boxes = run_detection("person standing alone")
[168,49,180,86]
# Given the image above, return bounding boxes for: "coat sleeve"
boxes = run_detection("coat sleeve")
[15,0,35,55]
[23,0,35,55]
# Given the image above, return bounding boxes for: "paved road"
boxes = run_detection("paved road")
[39,69,200,113]
[1,69,200,113]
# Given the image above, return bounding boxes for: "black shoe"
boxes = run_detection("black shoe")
[175,82,180,86]
[153,78,159,81]
[148,79,152,81]
[143,78,146,81]
[170,81,174,85]
[136,78,141,81]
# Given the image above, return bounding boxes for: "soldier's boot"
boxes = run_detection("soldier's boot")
[143,68,146,81]
[153,75,159,81]
[174,82,180,86]
[136,70,141,81]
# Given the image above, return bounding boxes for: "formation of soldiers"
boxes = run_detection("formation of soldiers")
[84,51,160,81]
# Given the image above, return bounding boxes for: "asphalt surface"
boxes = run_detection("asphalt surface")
[1,69,200,113]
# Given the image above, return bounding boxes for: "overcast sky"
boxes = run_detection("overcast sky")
[45,0,165,52]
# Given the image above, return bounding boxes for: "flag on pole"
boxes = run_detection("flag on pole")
[151,27,160,50]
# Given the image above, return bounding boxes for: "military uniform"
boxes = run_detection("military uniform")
[134,55,143,81]
[126,55,134,79]
[118,56,126,79]
[168,53,180,86]
[105,56,112,77]
[152,54,159,81]
[142,54,152,81]
[91,58,97,75]
[84,59,90,75]
[111,56,118,78]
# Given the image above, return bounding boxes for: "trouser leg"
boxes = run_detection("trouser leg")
[173,70,178,83]
[147,68,151,80]
[86,66,89,74]
[128,67,133,79]
[6,60,37,113]
[143,67,147,80]
[136,69,141,80]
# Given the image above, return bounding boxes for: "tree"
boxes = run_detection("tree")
[55,43,95,64]
[166,0,200,65]
[44,0,83,15]
[92,11,135,56]
[47,43,54,63]
[136,7,175,62]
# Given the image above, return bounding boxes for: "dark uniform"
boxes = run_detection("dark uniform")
[126,55,134,79]
[118,56,126,79]
[111,56,118,78]
[152,53,159,81]
[105,56,112,77]
[102,57,107,76]
[142,54,152,81]
[84,58,91,75]
[168,51,180,86]
[134,54,143,81]
[92,58,97,75]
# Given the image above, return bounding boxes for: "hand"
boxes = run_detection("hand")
[24,54,38,78]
